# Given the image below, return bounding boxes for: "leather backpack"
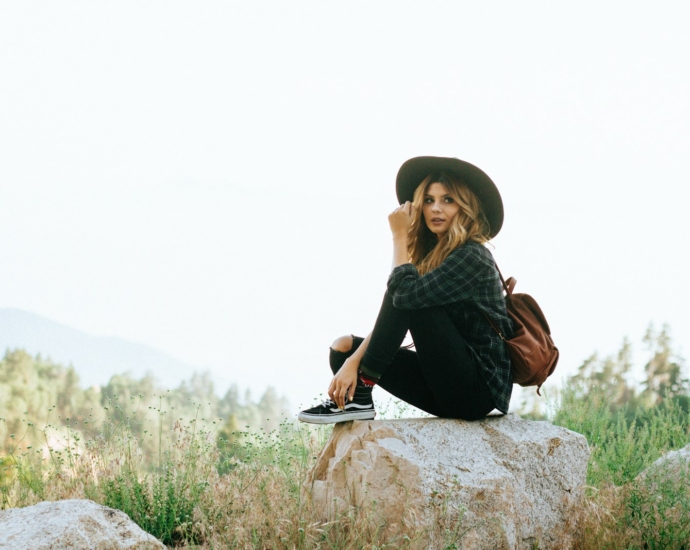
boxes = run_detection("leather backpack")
[485,267,559,395]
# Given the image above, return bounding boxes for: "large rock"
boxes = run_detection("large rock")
[305,414,589,549]
[0,499,165,550]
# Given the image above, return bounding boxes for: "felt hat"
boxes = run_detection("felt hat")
[396,156,504,238]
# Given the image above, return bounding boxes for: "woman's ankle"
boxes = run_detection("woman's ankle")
[358,370,379,388]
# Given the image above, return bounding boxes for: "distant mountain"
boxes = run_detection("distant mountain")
[0,308,197,389]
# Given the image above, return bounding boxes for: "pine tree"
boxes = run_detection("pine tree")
[642,324,688,407]
[568,337,638,412]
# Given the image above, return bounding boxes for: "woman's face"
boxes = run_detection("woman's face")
[422,182,461,239]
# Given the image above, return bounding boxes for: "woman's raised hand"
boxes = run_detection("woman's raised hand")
[388,201,414,238]
[389,202,413,267]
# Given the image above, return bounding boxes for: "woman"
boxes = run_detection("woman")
[298,156,513,423]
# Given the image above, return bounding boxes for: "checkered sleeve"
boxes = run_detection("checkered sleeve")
[387,245,485,309]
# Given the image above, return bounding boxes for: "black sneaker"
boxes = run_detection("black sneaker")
[298,387,376,424]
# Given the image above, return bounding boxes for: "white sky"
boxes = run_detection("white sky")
[1,1,689,410]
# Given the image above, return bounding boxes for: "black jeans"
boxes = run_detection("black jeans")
[330,293,495,420]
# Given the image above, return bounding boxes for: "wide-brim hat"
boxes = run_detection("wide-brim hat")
[396,156,504,238]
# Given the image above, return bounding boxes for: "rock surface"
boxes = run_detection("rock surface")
[305,414,589,549]
[636,442,690,497]
[640,442,690,478]
[0,499,165,550]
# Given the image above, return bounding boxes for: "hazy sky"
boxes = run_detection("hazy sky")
[1,2,689,410]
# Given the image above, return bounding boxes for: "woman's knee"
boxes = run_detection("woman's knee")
[330,334,353,353]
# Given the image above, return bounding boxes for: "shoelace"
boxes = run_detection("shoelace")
[320,399,336,408]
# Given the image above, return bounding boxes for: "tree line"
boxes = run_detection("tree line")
[0,348,290,458]
[2,323,686,462]
[518,323,688,421]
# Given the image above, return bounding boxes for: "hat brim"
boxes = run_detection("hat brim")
[396,156,504,238]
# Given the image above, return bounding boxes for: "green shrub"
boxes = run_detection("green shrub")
[625,458,690,549]
[553,386,690,486]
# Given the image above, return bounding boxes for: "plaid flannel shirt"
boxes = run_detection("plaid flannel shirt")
[387,241,514,413]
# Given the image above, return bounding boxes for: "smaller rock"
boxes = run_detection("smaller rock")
[636,442,690,496]
[0,499,165,550]
[641,443,690,477]
[632,444,690,547]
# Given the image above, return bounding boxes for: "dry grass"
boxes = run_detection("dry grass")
[571,477,690,550]
[4,390,690,548]
[2,400,466,549]
[553,389,690,550]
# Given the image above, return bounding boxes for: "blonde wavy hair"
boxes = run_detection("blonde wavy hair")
[408,173,491,275]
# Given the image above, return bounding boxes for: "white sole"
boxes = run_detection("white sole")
[297,410,376,424]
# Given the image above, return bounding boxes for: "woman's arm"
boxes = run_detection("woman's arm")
[389,201,413,268]
[387,244,489,309]
[328,332,371,409]
[328,203,413,408]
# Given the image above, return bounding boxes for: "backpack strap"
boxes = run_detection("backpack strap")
[494,263,516,297]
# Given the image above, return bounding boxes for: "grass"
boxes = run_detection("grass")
[3,390,690,548]
[551,387,690,549]
[1,396,458,548]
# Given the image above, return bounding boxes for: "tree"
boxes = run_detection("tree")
[257,387,291,433]
[568,337,638,412]
[642,324,688,408]
[0,350,105,453]
[216,413,243,474]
